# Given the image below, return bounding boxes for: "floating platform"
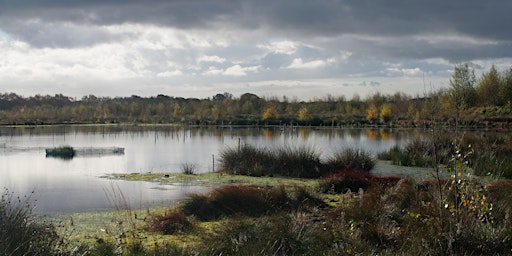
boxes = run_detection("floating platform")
[45,146,124,158]
[75,147,125,156]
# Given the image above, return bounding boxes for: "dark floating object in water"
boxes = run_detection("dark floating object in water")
[45,146,75,159]
[45,146,124,158]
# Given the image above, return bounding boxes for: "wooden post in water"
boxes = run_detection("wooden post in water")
[212,154,215,173]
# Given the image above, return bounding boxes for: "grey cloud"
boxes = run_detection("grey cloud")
[1,0,511,77]
[1,0,509,64]
[2,0,511,39]
[0,20,126,48]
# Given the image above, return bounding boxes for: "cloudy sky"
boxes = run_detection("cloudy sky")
[1,0,511,100]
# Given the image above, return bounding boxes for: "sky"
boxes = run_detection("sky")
[1,0,511,101]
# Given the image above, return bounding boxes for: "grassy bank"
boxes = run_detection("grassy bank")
[48,170,512,255]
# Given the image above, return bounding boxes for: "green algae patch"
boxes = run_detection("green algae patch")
[52,206,220,250]
[104,172,319,188]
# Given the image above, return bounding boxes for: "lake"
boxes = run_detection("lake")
[1,125,420,215]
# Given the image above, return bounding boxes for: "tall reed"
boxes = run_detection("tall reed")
[0,189,59,256]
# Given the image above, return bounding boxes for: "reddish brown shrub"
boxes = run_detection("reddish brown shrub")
[319,171,400,194]
[147,211,194,235]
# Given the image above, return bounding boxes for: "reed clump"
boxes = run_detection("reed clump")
[219,144,375,178]
[325,148,375,172]
[0,189,60,256]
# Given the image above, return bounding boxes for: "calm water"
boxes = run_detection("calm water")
[1,125,417,214]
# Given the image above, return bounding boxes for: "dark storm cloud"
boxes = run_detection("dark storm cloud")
[1,0,509,63]
[2,0,511,39]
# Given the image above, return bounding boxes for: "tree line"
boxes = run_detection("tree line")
[1,64,511,127]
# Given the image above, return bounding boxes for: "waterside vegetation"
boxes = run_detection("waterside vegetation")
[219,144,375,178]
[378,132,512,178]
[1,64,512,128]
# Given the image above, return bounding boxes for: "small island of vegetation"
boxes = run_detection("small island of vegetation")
[45,146,76,159]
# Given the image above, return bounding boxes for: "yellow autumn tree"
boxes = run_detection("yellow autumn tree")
[262,106,277,120]
[380,103,392,123]
[299,107,309,121]
[366,103,378,122]
[172,102,182,117]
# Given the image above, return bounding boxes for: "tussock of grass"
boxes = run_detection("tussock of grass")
[273,145,323,178]
[325,148,376,172]
[219,144,272,176]
[180,163,197,175]
[219,143,375,178]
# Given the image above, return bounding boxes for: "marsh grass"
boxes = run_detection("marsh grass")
[219,144,375,178]
[325,148,375,172]
[273,145,323,178]
[0,189,59,256]
[203,213,318,256]
[219,144,272,176]
[180,163,197,175]
[380,133,512,179]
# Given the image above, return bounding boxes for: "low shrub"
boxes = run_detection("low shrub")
[319,171,400,194]
[319,171,373,193]
[325,148,375,172]
[180,185,325,221]
[147,210,194,235]
[181,186,270,220]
